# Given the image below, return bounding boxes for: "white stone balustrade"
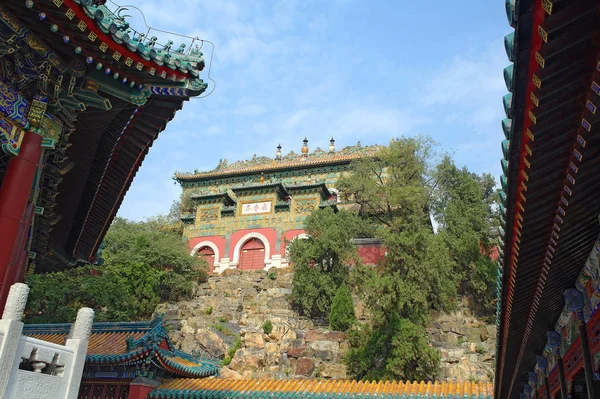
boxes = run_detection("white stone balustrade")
[0,283,93,399]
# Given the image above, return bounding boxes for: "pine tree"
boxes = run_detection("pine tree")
[329,284,356,331]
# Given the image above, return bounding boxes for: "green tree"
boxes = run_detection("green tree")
[340,137,458,323]
[337,136,437,229]
[289,208,373,320]
[25,217,208,323]
[345,314,440,381]
[432,157,498,315]
[329,283,356,331]
[337,136,453,380]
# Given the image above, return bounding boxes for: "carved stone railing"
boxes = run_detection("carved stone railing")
[0,283,93,399]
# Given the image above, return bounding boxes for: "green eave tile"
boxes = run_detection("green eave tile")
[500,174,508,192]
[501,158,509,175]
[506,0,517,27]
[501,140,510,159]
[499,190,507,206]
[502,118,513,140]
[503,64,514,92]
[503,93,513,118]
[504,31,515,62]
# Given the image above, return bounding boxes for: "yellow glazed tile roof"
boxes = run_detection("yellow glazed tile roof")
[174,144,384,181]
[149,379,494,399]
[25,332,146,355]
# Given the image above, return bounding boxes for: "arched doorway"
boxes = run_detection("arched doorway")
[196,246,215,273]
[239,238,265,270]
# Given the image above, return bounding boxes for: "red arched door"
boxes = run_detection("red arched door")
[239,238,265,270]
[197,246,215,273]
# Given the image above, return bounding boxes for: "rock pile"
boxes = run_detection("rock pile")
[156,269,347,379]
[426,296,496,382]
[156,268,496,382]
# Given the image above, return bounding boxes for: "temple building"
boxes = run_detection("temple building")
[174,139,387,273]
[0,0,208,309]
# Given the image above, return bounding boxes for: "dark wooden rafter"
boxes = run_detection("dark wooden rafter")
[0,0,201,271]
[497,0,600,398]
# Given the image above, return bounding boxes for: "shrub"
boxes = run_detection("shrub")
[222,337,242,365]
[205,306,213,315]
[345,314,440,381]
[329,284,355,331]
[268,272,277,280]
[262,319,273,335]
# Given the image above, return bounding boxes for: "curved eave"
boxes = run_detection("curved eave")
[496,0,600,397]
[70,94,187,262]
[174,156,362,183]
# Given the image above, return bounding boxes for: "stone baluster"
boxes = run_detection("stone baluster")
[0,283,30,397]
[64,307,94,399]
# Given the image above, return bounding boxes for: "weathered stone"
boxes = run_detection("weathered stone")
[265,342,280,365]
[295,357,314,376]
[268,318,290,341]
[219,367,243,380]
[309,340,339,353]
[181,323,195,335]
[229,349,266,372]
[242,328,265,349]
[287,347,314,358]
[324,331,346,342]
[314,350,334,361]
[195,328,228,358]
[320,363,347,379]
[304,330,323,342]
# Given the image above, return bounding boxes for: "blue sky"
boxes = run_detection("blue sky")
[116,0,511,220]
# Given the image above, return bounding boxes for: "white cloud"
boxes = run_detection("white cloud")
[420,41,506,108]
[116,0,507,220]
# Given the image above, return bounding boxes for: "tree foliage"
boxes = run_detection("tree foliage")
[25,217,207,323]
[346,315,440,381]
[329,284,356,332]
[289,208,373,320]
[432,156,499,315]
[292,135,498,381]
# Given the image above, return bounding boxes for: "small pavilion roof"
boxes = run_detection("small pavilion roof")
[23,317,219,378]
[148,379,494,399]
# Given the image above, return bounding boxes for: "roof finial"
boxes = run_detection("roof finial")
[276,144,282,160]
[329,137,335,153]
[301,137,309,156]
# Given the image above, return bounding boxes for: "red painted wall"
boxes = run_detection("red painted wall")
[129,382,155,399]
[228,228,277,259]
[188,236,226,262]
[357,245,387,265]
[480,242,499,262]
[186,229,388,269]
[281,229,307,256]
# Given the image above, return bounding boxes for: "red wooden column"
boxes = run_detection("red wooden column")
[129,377,161,399]
[0,131,42,309]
